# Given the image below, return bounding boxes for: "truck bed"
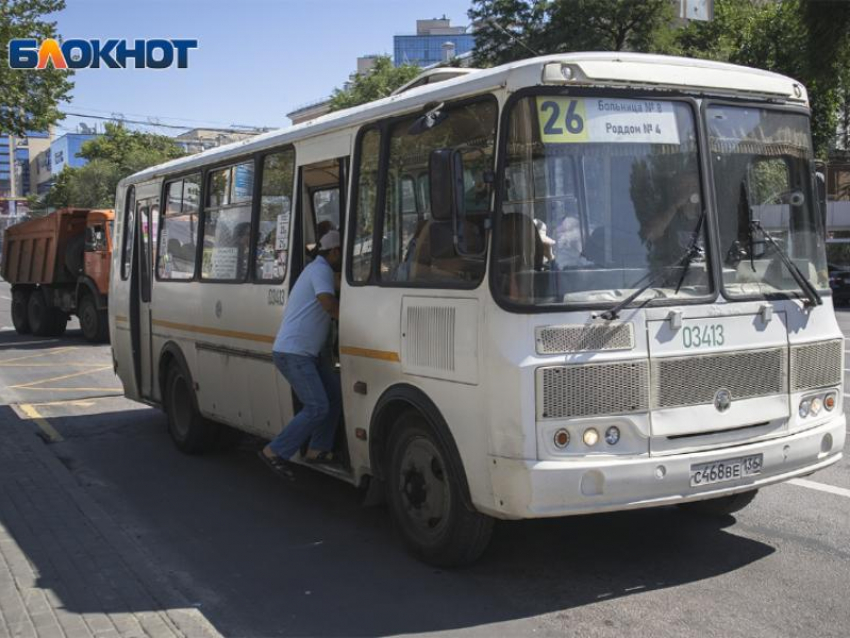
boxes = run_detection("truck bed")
[1,209,90,286]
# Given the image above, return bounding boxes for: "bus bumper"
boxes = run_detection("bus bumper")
[486,414,846,519]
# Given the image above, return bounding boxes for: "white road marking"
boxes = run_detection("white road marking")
[788,478,850,499]
[0,295,10,300]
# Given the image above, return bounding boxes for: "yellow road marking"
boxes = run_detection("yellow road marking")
[339,346,401,362]
[18,403,64,442]
[0,362,107,368]
[26,395,122,407]
[10,365,112,389]
[13,387,124,392]
[0,346,77,363]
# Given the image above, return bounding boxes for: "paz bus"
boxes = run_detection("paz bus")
[110,53,845,567]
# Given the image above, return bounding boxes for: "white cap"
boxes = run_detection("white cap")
[317,229,341,251]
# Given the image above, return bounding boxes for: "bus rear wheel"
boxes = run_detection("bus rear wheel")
[11,290,31,334]
[164,363,220,454]
[678,489,758,516]
[386,410,493,567]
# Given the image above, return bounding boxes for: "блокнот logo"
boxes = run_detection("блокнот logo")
[8,38,198,69]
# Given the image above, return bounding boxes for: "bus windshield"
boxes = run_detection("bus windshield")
[707,105,828,298]
[495,95,709,309]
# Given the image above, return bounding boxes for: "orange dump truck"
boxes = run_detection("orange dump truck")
[2,208,114,342]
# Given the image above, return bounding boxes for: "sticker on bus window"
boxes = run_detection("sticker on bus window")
[276,213,289,251]
[536,97,680,145]
[210,246,238,279]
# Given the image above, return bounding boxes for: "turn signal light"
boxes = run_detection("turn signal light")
[825,393,837,411]
[554,428,570,449]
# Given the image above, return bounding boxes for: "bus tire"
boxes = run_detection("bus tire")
[164,362,220,455]
[386,410,493,567]
[678,489,758,517]
[11,290,31,334]
[79,294,108,343]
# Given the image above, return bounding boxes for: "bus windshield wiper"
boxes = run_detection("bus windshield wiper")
[749,219,822,307]
[600,210,706,321]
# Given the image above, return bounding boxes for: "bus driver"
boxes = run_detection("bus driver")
[259,230,343,480]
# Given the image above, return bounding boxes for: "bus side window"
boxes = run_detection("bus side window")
[379,99,497,284]
[157,174,200,280]
[349,128,381,283]
[201,161,255,281]
[256,148,295,282]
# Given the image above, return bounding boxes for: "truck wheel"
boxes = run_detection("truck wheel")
[79,294,108,343]
[678,489,758,517]
[27,290,51,336]
[164,362,221,455]
[11,290,31,334]
[385,410,494,567]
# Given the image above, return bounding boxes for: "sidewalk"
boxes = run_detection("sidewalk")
[0,408,221,638]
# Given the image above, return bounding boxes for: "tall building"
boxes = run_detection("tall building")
[50,132,97,176]
[394,16,474,67]
[0,130,52,217]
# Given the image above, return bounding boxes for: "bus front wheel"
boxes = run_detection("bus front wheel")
[386,410,493,567]
[164,363,220,454]
[678,489,758,517]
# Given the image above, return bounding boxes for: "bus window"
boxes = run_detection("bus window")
[350,128,381,283]
[313,188,340,230]
[157,174,200,280]
[201,161,255,281]
[121,187,136,280]
[256,148,295,282]
[379,99,497,284]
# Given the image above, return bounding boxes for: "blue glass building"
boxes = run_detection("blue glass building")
[393,18,474,67]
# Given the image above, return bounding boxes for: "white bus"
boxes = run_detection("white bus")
[110,53,846,567]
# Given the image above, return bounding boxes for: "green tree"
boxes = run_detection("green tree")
[468,0,549,67]
[544,0,675,53]
[0,0,74,136]
[675,0,850,156]
[37,122,185,209]
[469,0,674,67]
[328,56,421,112]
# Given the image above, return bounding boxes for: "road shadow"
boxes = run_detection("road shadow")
[0,326,103,351]
[0,403,777,637]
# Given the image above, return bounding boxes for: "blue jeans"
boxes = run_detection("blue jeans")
[269,351,341,460]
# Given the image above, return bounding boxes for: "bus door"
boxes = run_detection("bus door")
[135,195,158,398]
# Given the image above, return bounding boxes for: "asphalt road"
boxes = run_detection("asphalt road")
[1,277,849,638]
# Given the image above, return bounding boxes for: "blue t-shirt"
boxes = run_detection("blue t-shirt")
[273,256,336,356]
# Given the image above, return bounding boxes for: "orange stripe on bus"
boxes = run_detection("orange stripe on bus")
[115,315,128,323]
[339,346,400,362]
[151,319,275,344]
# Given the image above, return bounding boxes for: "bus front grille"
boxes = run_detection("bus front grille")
[651,347,787,409]
[790,339,843,392]
[538,360,649,419]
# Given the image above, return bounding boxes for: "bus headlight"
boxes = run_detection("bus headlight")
[605,426,621,445]
[809,397,823,416]
[583,428,599,446]
[799,399,811,418]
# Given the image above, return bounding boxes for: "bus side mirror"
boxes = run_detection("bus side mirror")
[429,148,463,222]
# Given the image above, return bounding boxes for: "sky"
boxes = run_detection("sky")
[53,0,473,136]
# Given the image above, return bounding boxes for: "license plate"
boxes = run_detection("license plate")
[690,454,763,487]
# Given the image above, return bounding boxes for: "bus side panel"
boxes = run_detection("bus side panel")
[149,282,202,404]
[192,281,292,439]
[109,184,141,401]
[340,284,497,513]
